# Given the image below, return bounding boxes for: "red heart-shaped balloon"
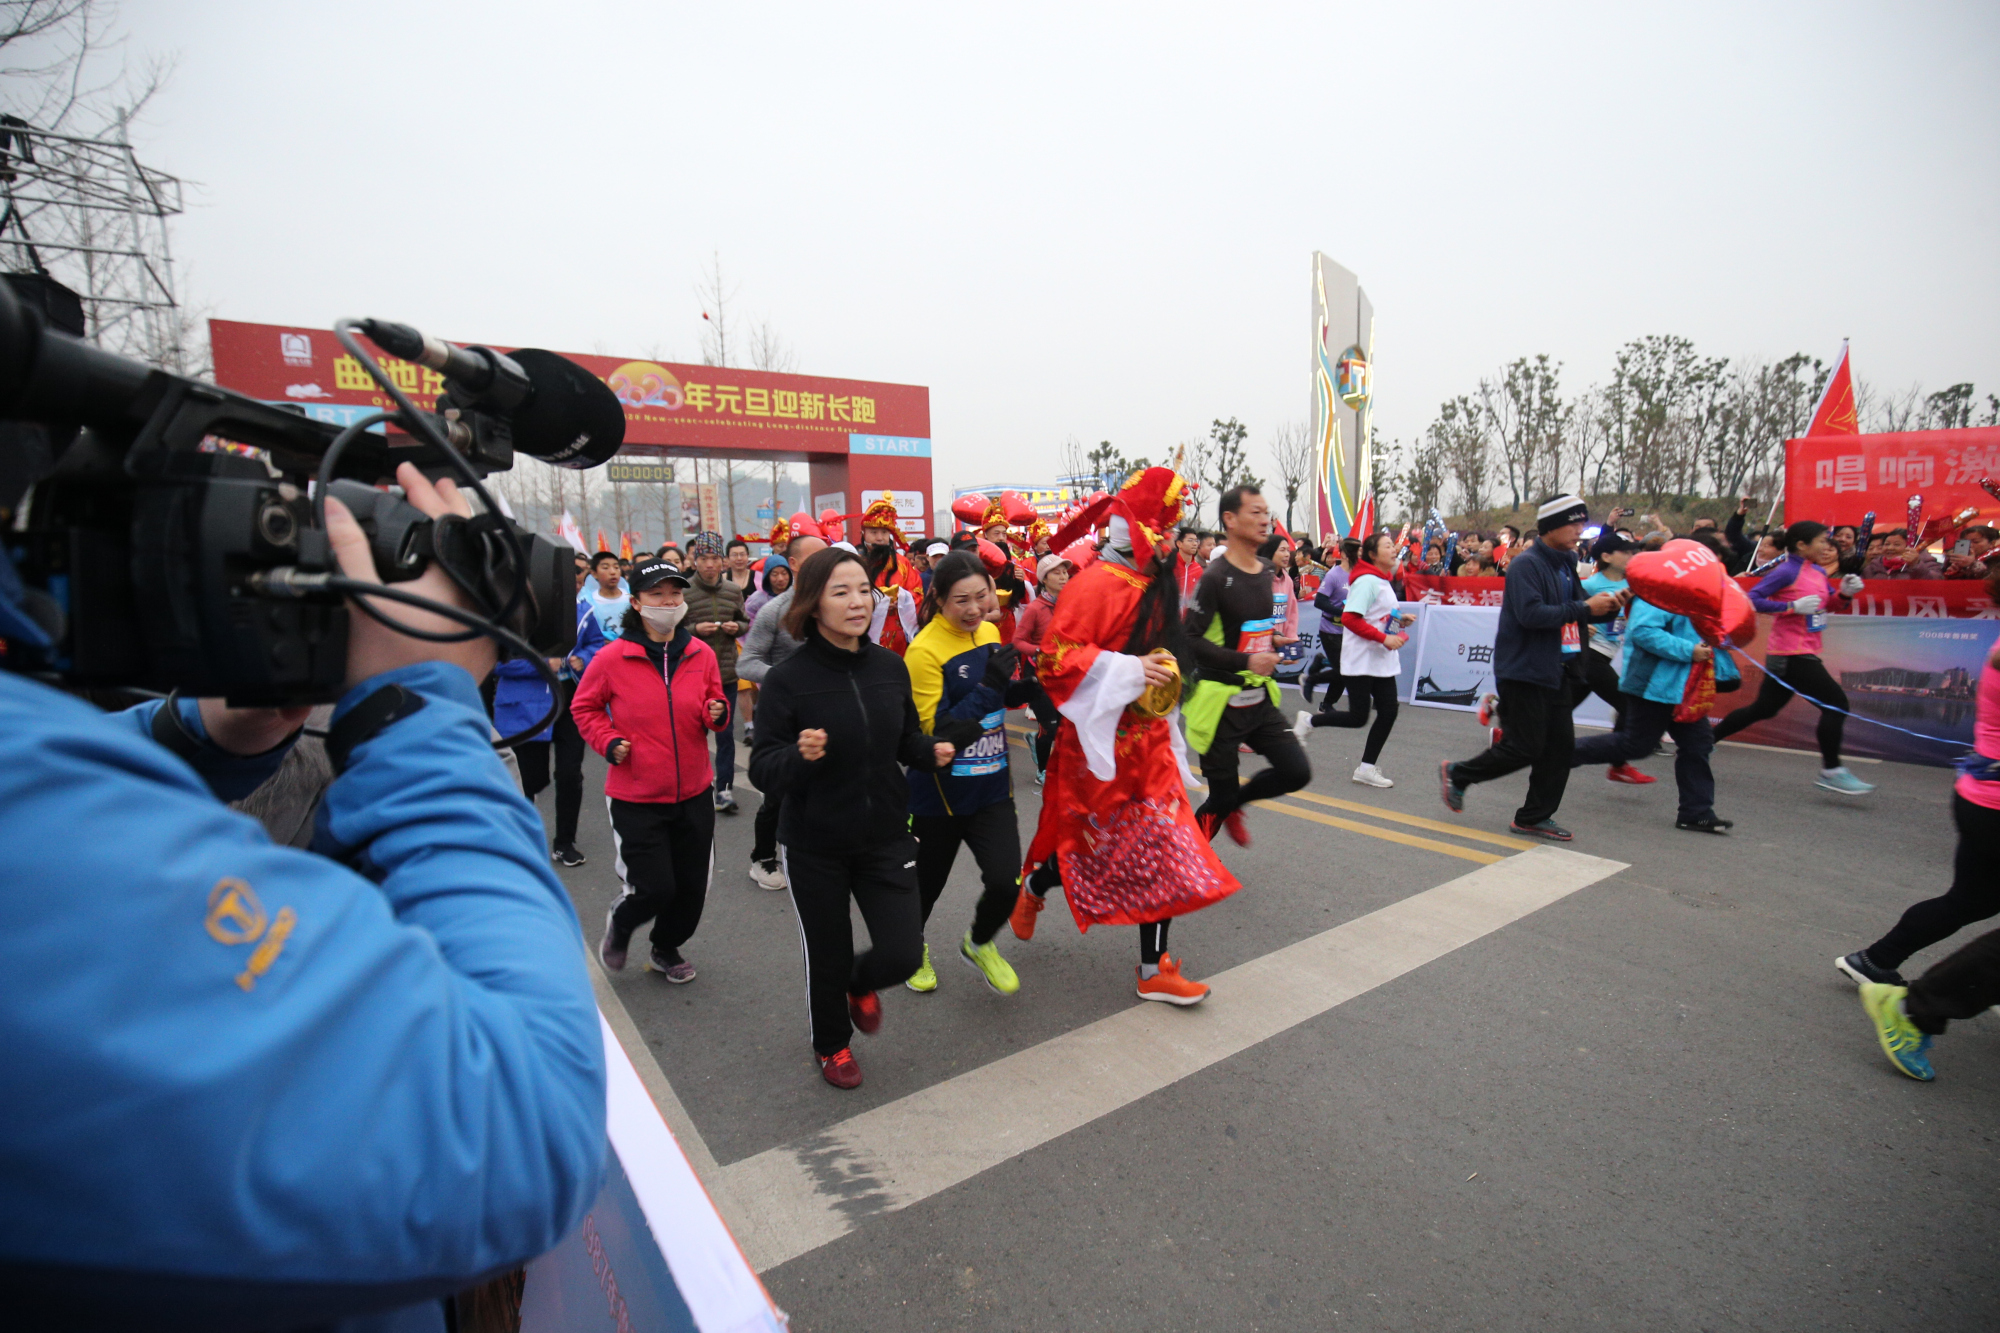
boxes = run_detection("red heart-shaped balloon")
[1625,539,1753,644]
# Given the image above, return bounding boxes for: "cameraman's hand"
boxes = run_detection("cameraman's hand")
[196,699,312,756]
[326,463,496,690]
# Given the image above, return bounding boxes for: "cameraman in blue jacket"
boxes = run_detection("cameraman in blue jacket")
[0,464,607,1332]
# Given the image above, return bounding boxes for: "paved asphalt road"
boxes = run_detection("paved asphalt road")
[539,689,1997,1332]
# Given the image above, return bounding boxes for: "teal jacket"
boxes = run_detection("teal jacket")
[1618,598,1741,705]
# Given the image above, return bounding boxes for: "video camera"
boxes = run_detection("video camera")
[0,281,624,735]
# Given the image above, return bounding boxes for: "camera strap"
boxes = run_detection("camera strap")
[149,693,207,767]
[324,684,428,775]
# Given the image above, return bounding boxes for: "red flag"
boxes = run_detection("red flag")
[595,528,608,555]
[619,531,634,561]
[1805,339,1858,436]
[1351,490,1377,540]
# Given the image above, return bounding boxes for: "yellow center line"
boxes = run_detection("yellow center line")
[1282,790,1537,851]
[1251,800,1502,865]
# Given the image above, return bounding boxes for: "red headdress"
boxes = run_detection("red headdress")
[1049,466,1191,557]
[856,490,907,547]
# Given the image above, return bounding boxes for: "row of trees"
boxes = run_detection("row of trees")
[1381,338,2000,522]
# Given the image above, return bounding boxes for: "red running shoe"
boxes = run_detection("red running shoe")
[848,990,882,1035]
[818,1048,863,1090]
[1196,810,1222,842]
[1010,887,1046,941]
[1222,810,1252,847]
[1607,763,1656,785]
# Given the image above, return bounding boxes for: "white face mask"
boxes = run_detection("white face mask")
[639,602,687,635]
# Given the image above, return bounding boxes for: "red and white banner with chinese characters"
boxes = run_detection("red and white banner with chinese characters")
[209,320,930,458]
[1784,427,2000,530]
[1401,572,1999,619]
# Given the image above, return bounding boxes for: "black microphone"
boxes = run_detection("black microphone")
[355,318,623,469]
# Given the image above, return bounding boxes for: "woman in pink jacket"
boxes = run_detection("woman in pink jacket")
[572,557,730,983]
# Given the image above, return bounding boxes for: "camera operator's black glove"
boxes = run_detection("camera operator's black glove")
[982,644,1020,694]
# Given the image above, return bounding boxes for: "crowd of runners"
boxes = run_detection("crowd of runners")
[523,471,2000,1092]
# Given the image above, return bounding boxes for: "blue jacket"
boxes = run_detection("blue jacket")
[0,665,606,1330]
[496,603,608,741]
[1618,597,1742,705]
[1494,538,1613,690]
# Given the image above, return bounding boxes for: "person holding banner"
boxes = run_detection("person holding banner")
[1710,521,1874,795]
[1183,485,1312,845]
[1293,530,1408,787]
[1438,495,1623,841]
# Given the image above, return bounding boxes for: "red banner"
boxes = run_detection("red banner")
[1400,571,1998,619]
[1784,427,2000,530]
[209,319,930,458]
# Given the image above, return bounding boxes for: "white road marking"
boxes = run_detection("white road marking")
[709,844,1626,1272]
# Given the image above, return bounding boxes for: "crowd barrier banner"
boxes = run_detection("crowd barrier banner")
[1404,604,1615,728]
[1275,602,1424,705]
[1401,572,1998,619]
[520,1014,785,1333]
[1710,615,1999,767]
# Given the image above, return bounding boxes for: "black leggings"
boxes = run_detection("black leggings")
[552,681,586,846]
[1905,926,2000,1035]
[914,801,1022,946]
[1865,793,2000,970]
[1710,652,1847,767]
[784,836,924,1055]
[1311,675,1400,764]
[607,792,715,959]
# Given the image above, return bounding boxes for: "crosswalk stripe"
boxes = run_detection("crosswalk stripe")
[713,845,1624,1271]
[1282,790,1536,850]
[1252,799,1502,864]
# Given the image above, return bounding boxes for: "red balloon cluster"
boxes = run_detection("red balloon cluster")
[1623,539,1755,645]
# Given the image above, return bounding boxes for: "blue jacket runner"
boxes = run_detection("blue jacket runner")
[0,662,606,1331]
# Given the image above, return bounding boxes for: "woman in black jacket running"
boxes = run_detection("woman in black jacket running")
[748,547,956,1090]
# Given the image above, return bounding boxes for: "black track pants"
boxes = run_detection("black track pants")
[607,792,715,958]
[1310,674,1400,765]
[511,740,551,803]
[553,681,586,847]
[1904,926,2000,1036]
[783,836,924,1056]
[1710,652,1847,768]
[1196,699,1311,821]
[914,801,1022,946]
[1866,794,2000,970]
[1450,677,1575,827]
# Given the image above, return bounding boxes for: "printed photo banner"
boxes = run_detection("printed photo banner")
[518,1013,784,1333]
[1403,604,1614,729]
[1401,573,1999,621]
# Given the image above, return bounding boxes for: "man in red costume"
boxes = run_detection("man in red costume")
[856,491,924,655]
[1012,467,1239,1005]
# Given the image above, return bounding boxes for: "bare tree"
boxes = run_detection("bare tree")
[1856,378,1923,434]
[1208,417,1258,491]
[1266,419,1314,532]
[1480,354,1566,509]
[695,250,736,369]
[1924,383,1976,431]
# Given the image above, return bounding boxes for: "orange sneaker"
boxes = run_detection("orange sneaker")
[1135,953,1210,1006]
[1010,887,1046,941]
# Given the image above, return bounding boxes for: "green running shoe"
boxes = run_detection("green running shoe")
[959,931,1020,996]
[904,943,937,993]
[1816,767,1876,796]
[1859,983,1934,1081]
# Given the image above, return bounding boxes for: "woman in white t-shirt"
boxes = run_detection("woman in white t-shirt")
[1292,531,1408,787]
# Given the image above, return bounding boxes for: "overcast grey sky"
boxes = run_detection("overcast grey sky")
[121,0,1999,506]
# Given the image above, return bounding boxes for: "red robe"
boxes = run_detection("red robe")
[871,548,924,655]
[1024,560,1240,931]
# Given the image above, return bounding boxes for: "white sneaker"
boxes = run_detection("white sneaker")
[1352,762,1394,788]
[749,859,787,891]
[1292,710,1316,741]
